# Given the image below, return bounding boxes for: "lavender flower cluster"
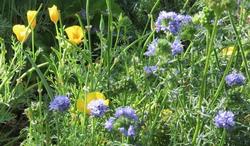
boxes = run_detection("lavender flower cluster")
[214,110,235,129]
[155,11,192,35]
[225,71,246,87]
[212,71,246,129]
[87,99,108,117]
[144,39,159,75]
[143,12,190,74]
[144,39,158,57]
[155,11,191,57]
[49,95,70,112]
[143,66,158,74]
[105,106,138,137]
[171,39,184,56]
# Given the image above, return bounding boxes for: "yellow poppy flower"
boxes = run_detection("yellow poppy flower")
[12,25,31,43]
[76,92,109,114]
[65,25,84,45]
[222,46,235,57]
[48,5,60,24]
[27,10,37,29]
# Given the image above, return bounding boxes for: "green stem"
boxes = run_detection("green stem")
[192,16,219,145]
[182,41,193,59]
[182,0,189,11]
[141,0,160,35]
[31,29,35,59]
[86,0,92,51]
[16,62,48,84]
[106,0,113,91]
[91,118,95,145]
[209,45,237,108]
[114,24,120,50]
[75,14,92,64]
[213,45,221,70]
[26,54,53,99]
[56,113,60,144]
[55,23,61,57]
[219,129,226,146]
[54,22,64,87]
[177,58,187,111]
[228,10,250,80]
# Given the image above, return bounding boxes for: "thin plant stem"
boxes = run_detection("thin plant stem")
[182,0,189,11]
[26,54,53,99]
[209,45,237,108]
[106,0,113,91]
[219,129,226,146]
[228,10,250,80]
[17,62,48,84]
[114,24,121,50]
[31,29,35,59]
[86,0,92,51]
[91,118,96,145]
[142,0,160,35]
[192,16,219,145]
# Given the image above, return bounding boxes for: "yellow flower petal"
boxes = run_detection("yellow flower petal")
[104,99,109,106]
[48,5,60,24]
[12,25,31,43]
[27,10,37,29]
[222,46,235,57]
[76,98,87,113]
[87,92,106,101]
[65,25,84,45]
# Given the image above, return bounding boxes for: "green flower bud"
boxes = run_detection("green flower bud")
[158,39,168,48]
[200,7,215,30]
[204,0,237,16]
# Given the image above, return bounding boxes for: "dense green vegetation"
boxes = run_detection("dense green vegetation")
[0,0,250,145]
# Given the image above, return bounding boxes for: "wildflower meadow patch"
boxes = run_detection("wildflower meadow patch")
[0,0,250,145]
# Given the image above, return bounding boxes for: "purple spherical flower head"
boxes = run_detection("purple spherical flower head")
[168,14,192,35]
[225,71,246,87]
[214,110,235,129]
[115,106,138,121]
[168,20,181,35]
[144,65,158,74]
[155,11,177,32]
[171,39,183,56]
[155,11,192,35]
[87,99,108,117]
[144,39,158,56]
[49,95,70,112]
[127,125,135,136]
[105,117,116,131]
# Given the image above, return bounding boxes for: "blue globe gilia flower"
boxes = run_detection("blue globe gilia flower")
[115,106,138,121]
[127,125,136,136]
[105,117,116,131]
[49,95,70,112]
[144,65,158,74]
[171,39,183,56]
[214,110,235,129]
[144,39,158,56]
[87,99,108,117]
[104,106,138,137]
[225,71,246,87]
[155,11,192,35]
